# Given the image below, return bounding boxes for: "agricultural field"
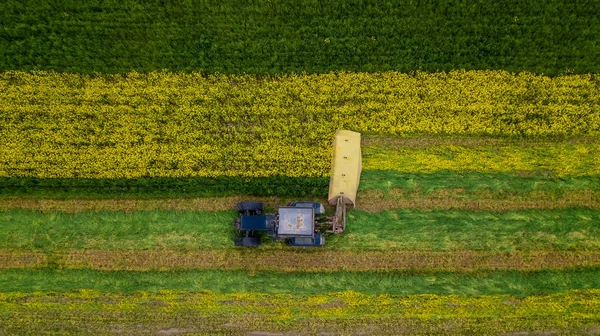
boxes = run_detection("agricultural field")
[1,1,600,335]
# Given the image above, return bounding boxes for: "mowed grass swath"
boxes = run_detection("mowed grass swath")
[1,71,599,180]
[3,269,600,296]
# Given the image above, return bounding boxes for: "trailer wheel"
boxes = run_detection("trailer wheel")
[236,202,264,215]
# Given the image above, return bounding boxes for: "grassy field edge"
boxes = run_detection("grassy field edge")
[2,189,598,213]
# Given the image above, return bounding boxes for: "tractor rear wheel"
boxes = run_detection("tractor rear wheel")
[236,202,264,215]
[234,236,262,247]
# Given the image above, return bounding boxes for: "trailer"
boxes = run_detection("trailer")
[233,130,361,247]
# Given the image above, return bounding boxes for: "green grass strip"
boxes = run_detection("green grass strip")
[1,0,598,74]
[359,170,600,195]
[0,209,233,250]
[1,171,599,199]
[0,208,599,251]
[331,209,600,250]
[1,268,599,296]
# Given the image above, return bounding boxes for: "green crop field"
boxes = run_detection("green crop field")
[1,0,599,74]
[1,0,599,334]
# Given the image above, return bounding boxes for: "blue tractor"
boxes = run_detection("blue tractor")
[233,130,362,247]
[233,201,327,247]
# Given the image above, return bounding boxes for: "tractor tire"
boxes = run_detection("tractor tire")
[236,202,264,214]
[234,236,262,247]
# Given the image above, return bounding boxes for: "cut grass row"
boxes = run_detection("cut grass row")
[2,249,600,272]
[358,189,600,212]
[1,208,599,251]
[1,290,599,335]
[2,189,598,213]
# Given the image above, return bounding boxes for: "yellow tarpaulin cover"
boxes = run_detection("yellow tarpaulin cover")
[328,130,362,206]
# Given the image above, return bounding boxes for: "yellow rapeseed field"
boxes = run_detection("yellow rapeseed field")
[1,70,598,178]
